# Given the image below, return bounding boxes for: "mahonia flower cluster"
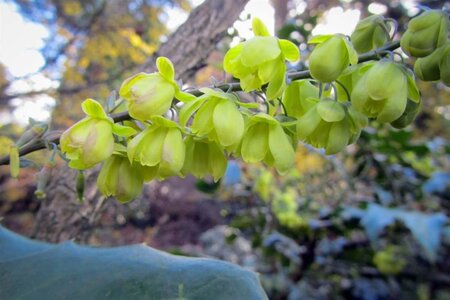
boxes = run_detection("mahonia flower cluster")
[54,14,430,203]
[400,9,449,86]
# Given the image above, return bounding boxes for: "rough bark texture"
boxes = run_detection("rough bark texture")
[139,0,250,80]
[32,0,250,243]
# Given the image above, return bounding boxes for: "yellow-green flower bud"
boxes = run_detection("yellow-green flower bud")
[181,88,244,150]
[76,171,85,202]
[351,60,410,123]
[401,10,449,57]
[61,99,136,170]
[182,136,227,181]
[223,18,299,100]
[61,117,114,169]
[308,34,358,83]
[240,113,295,173]
[440,43,450,86]
[390,98,422,129]
[119,57,195,121]
[34,163,55,199]
[413,43,447,81]
[296,98,362,154]
[119,72,175,121]
[97,154,144,203]
[282,80,319,118]
[16,122,48,147]
[351,15,391,54]
[127,116,185,178]
[9,145,19,178]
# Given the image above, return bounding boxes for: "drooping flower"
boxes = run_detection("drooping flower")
[60,99,136,170]
[401,9,449,58]
[127,116,185,178]
[414,43,449,82]
[351,15,392,54]
[308,34,358,83]
[180,88,245,150]
[119,57,195,121]
[223,18,300,100]
[97,153,144,203]
[181,136,227,181]
[390,98,422,129]
[296,98,367,154]
[351,60,420,123]
[240,113,295,173]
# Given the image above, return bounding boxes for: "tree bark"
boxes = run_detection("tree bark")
[32,0,250,243]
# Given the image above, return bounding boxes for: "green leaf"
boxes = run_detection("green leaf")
[81,98,108,119]
[156,56,175,81]
[279,39,300,61]
[112,124,137,137]
[252,17,271,36]
[0,226,268,300]
[308,34,333,44]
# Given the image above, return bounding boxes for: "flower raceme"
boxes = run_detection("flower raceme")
[60,99,136,170]
[223,18,300,100]
[119,57,195,121]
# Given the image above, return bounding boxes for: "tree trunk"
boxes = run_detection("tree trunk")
[32,0,250,243]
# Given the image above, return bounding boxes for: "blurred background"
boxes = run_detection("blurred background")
[0,0,449,299]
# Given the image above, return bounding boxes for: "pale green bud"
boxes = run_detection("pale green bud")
[401,10,449,57]
[61,99,136,170]
[413,43,447,82]
[351,60,408,123]
[281,80,319,118]
[390,98,422,129]
[9,145,19,178]
[181,136,227,182]
[127,116,185,178]
[119,57,195,121]
[240,114,295,173]
[60,117,114,170]
[440,43,450,86]
[119,73,175,121]
[351,15,391,54]
[183,88,244,150]
[296,99,354,154]
[223,18,299,99]
[308,34,358,83]
[97,154,144,203]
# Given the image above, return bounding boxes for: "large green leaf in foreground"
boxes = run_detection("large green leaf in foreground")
[0,226,267,300]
